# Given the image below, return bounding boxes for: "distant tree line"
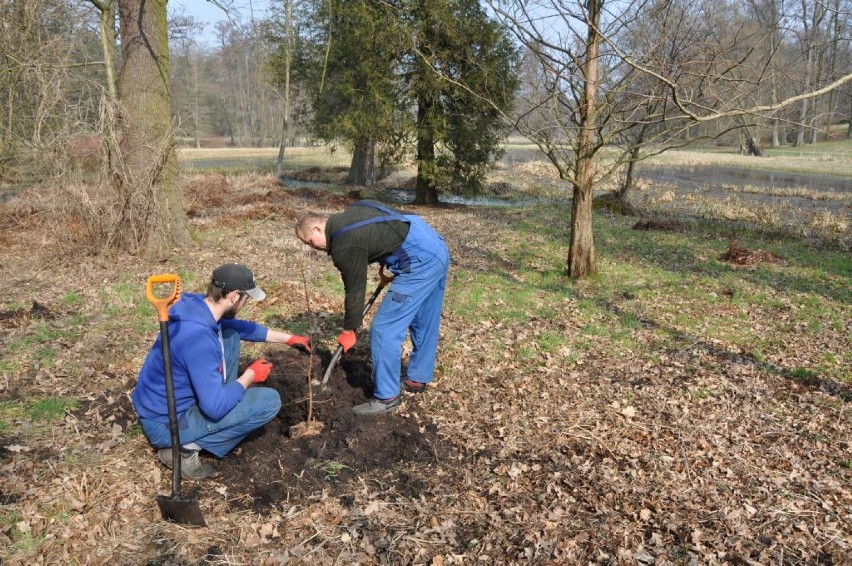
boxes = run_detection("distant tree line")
[1,0,850,272]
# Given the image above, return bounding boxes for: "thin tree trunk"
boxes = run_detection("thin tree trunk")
[796,98,809,146]
[192,52,200,148]
[348,138,376,186]
[415,96,438,204]
[848,94,852,139]
[275,0,293,179]
[567,0,601,278]
[93,0,118,99]
[771,87,781,146]
[810,100,819,144]
[619,145,641,203]
[826,0,841,138]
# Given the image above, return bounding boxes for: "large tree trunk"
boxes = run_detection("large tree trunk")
[415,96,439,204]
[567,0,601,278]
[348,138,376,186]
[118,0,191,252]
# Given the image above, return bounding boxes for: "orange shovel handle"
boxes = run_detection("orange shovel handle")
[146,274,181,322]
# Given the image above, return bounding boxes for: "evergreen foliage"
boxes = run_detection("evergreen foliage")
[281,0,519,196]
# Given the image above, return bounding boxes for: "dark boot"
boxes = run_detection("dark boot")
[352,395,402,416]
[157,447,216,479]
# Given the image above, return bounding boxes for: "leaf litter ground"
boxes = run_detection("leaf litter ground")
[0,171,849,565]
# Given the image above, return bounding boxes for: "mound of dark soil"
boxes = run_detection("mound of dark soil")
[719,240,787,266]
[632,217,684,231]
[204,347,444,512]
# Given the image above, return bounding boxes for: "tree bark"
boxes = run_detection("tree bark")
[348,138,376,186]
[567,0,601,278]
[415,96,439,204]
[848,94,852,139]
[118,0,191,251]
[91,0,118,99]
[619,146,640,203]
[275,0,294,179]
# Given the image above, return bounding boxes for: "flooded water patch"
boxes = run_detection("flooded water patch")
[637,163,852,194]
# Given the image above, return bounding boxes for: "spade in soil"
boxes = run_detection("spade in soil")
[146,274,206,527]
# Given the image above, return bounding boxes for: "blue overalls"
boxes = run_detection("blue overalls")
[333,202,450,399]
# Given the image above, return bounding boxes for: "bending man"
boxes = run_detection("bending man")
[132,263,311,478]
[296,200,450,416]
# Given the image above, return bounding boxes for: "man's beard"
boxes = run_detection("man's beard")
[222,305,239,319]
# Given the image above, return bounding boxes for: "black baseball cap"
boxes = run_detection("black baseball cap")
[211,263,266,301]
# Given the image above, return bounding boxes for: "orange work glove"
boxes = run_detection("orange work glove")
[337,330,357,353]
[247,358,273,383]
[285,334,312,353]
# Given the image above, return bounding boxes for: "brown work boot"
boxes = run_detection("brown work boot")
[402,379,428,393]
[157,447,216,480]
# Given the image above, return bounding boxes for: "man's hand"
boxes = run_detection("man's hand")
[338,330,357,353]
[247,358,273,383]
[285,335,312,353]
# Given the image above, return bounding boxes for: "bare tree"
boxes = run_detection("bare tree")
[489,0,852,278]
[0,0,102,182]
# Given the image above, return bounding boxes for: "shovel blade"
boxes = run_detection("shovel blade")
[157,494,206,527]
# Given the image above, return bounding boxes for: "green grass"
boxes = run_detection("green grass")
[60,293,81,305]
[537,330,566,353]
[442,202,850,384]
[27,396,77,422]
[0,507,47,554]
[0,396,76,424]
[5,319,82,370]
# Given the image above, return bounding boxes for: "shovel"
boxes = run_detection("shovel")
[146,274,206,527]
[319,269,392,387]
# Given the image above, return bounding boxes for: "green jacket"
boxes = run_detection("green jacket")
[326,201,410,329]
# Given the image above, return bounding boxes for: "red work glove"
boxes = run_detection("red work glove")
[285,334,312,353]
[247,358,273,383]
[337,330,357,353]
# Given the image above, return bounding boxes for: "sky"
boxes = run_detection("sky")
[170,0,272,44]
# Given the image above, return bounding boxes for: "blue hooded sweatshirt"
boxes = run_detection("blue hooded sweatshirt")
[131,292,268,423]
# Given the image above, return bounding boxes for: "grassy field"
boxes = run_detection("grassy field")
[177,138,852,177]
[177,146,355,174]
[0,154,849,563]
[641,144,852,178]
